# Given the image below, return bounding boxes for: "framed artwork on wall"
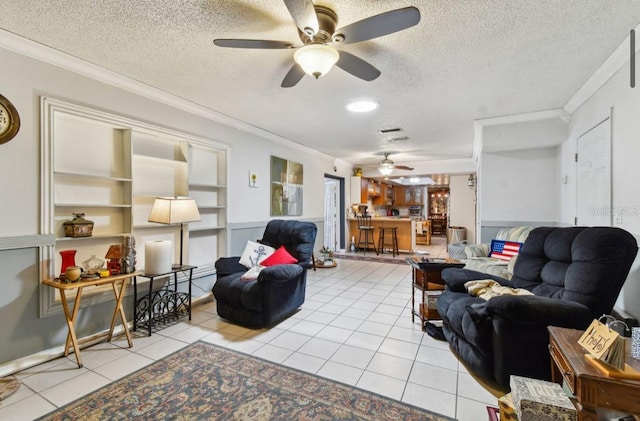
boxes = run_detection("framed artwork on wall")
[270,156,303,216]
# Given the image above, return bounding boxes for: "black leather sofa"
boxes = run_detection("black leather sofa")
[437,226,638,390]
[213,219,317,328]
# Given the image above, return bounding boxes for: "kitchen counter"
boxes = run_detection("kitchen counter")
[348,217,418,253]
[356,216,410,221]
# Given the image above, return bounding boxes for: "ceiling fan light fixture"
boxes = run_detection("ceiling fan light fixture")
[294,44,339,79]
[379,165,393,176]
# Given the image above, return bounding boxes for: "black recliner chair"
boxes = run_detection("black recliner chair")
[437,226,638,390]
[213,219,317,328]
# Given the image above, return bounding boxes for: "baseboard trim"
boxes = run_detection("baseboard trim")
[0,294,214,377]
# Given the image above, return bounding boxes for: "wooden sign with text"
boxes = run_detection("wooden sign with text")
[578,319,625,370]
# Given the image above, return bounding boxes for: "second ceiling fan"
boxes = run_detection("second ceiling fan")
[213,0,420,87]
[378,152,414,175]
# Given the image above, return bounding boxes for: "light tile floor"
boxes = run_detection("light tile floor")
[0,236,500,420]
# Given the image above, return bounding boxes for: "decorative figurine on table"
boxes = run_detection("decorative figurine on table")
[105,244,122,275]
[121,235,136,273]
[319,246,334,265]
[82,254,105,275]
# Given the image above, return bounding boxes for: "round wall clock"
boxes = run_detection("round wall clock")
[0,93,20,145]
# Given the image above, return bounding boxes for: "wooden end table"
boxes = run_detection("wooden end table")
[548,326,640,420]
[43,271,141,368]
[406,257,464,330]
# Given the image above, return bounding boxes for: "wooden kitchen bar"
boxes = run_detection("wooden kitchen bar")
[348,217,420,253]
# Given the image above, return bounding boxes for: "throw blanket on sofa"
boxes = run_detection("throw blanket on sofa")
[464,279,533,301]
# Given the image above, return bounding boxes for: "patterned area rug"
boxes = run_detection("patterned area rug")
[39,342,453,420]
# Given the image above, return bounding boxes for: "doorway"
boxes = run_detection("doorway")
[323,175,345,251]
[576,118,611,226]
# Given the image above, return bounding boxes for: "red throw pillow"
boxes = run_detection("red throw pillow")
[261,246,298,266]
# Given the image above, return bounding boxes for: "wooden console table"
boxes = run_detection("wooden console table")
[548,326,640,420]
[43,271,141,368]
[406,257,464,330]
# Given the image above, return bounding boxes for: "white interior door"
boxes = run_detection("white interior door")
[324,178,338,251]
[576,118,611,226]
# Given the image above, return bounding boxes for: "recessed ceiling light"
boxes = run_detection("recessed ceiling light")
[347,100,378,113]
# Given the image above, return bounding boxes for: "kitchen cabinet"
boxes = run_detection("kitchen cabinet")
[404,187,413,204]
[413,186,423,205]
[393,186,406,206]
[350,176,368,204]
[385,184,394,204]
[351,177,390,204]
[393,186,423,206]
[373,183,392,206]
[370,180,381,198]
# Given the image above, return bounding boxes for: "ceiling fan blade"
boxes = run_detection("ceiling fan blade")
[334,7,420,44]
[395,165,414,171]
[281,64,306,88]
[283,0,318,36]
[213,39,293,49]
[335,51,381,81]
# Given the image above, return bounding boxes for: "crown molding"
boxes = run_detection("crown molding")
[475,108,569,127]
[564,22,640,114]
[0,29,332,160]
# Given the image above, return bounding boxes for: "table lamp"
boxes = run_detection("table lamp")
[148,196,201,268]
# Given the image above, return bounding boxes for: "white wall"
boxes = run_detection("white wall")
[480,147,559,224]
[0,44,349,367]
[559,50,640,320]
[448,174,477,242]
[483,118,568,153]
[560,53,640,233]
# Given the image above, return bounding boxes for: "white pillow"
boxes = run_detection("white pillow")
[239,241,275,268]
[240,265,265,281]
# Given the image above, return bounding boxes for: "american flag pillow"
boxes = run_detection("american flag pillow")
[489,240,523,261]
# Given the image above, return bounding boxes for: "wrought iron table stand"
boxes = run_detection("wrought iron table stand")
[133,265,196,336]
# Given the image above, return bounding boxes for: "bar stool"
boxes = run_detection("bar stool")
[356,215,378,255]
[377,227,399,257]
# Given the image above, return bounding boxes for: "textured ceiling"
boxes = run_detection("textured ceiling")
[2,0,640,171]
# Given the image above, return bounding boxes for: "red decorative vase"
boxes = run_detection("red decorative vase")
[60,249,77,276]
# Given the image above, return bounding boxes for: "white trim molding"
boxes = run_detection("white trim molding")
[0,235,54,251]
[0,29,333,161]
[564,22,640,114]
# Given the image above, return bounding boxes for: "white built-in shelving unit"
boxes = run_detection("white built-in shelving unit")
[40,97,228,316]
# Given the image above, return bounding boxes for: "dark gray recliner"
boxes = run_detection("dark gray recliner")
[213,220,317,328]
[437,226,638,390]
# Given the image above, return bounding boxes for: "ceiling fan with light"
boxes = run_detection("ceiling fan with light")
[360,153,414,176]
[213,0,420,87]
[378,153,414,175]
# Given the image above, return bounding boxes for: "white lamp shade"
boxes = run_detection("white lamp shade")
[294,44,339,79]
[378,165,393,176]
[148,197,201,225]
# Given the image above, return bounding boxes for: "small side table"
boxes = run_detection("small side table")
[133,265,196,336]
[42,271,141,368]
[406,257,464,330]
[315,260,337,268]
[548,326,640,419]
